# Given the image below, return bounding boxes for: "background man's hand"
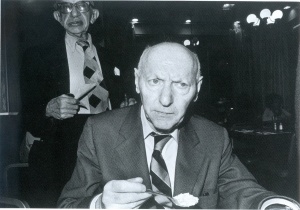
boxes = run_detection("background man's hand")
[100,177,151,209]
[120,98,137,108]
[46,94,79,120]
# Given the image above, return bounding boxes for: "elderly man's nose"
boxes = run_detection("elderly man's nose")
[159,86,173,107]
[70,5,80,16]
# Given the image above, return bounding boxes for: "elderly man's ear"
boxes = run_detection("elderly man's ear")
[90,9,99,24]
[53,11,61,22]
[134,68,140,94]
[193,76,203,102]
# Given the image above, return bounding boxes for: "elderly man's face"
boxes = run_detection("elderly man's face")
[53,0,98,38]
[135,43,202,133]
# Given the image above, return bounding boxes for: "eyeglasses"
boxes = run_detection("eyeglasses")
[56,1,91,14]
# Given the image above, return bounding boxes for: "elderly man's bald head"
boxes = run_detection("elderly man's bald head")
[134,42,203,133]
[137,42,201,80]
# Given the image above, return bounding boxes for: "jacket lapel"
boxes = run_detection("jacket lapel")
[94,44,122,109]
[113,106,210,193]
[45,38,70,96]
[51,42,70,94]
[115,105,152,189]
[173,119,207,196]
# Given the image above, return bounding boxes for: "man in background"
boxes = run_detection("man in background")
[262,93,291,123]
[21,0,130,207]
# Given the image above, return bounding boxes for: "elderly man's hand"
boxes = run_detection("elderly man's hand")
[46,94,79,120]
[100,177,151,209]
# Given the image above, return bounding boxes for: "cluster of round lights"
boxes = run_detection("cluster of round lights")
[183,37,199,46]
[246,9,283,26]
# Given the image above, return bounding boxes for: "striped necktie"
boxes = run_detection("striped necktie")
[150,133,173,208]
[77,40,110,114]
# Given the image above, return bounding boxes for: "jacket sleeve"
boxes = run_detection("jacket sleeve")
[57,118,103,208]
[217,128,276,209]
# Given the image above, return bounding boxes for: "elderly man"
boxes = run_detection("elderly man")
[58,42,276,209]
[21,0,132,207]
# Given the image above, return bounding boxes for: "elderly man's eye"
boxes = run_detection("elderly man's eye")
[149,79,161,85]
[175,82,189,89]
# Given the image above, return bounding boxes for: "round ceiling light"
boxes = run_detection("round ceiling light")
[183,39,191,46]
[260,9,271,19]
[272,10,283,19]
[247,14,257,23]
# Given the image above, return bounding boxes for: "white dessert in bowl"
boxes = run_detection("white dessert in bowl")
[173,193,199,207]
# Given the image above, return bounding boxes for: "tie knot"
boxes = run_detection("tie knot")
[151,133,171,152]
[77,40,89,51]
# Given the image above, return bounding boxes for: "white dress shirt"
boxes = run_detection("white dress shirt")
[90,106,179,208]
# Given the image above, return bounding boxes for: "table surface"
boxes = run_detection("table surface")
[230,124,293,136]
[229,124,295,167]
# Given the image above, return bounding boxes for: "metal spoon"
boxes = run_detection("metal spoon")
[145,189,180,206]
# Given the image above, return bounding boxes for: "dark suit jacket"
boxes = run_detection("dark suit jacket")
[57,104,275,209]
[20,35,124,192]
[21,36,123,140]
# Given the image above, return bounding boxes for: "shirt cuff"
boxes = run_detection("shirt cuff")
[258,195,300,210]
[89,194,102,209]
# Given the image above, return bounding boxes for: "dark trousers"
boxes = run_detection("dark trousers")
[26,114,91,207]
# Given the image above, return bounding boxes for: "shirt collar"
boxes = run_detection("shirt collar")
[140,106,178,141]
[65,33,92,53]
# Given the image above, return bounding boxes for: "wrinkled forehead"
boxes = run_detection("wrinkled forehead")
[146,44,196,72]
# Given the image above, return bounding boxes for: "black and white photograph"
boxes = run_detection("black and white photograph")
[1,0,300,209]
